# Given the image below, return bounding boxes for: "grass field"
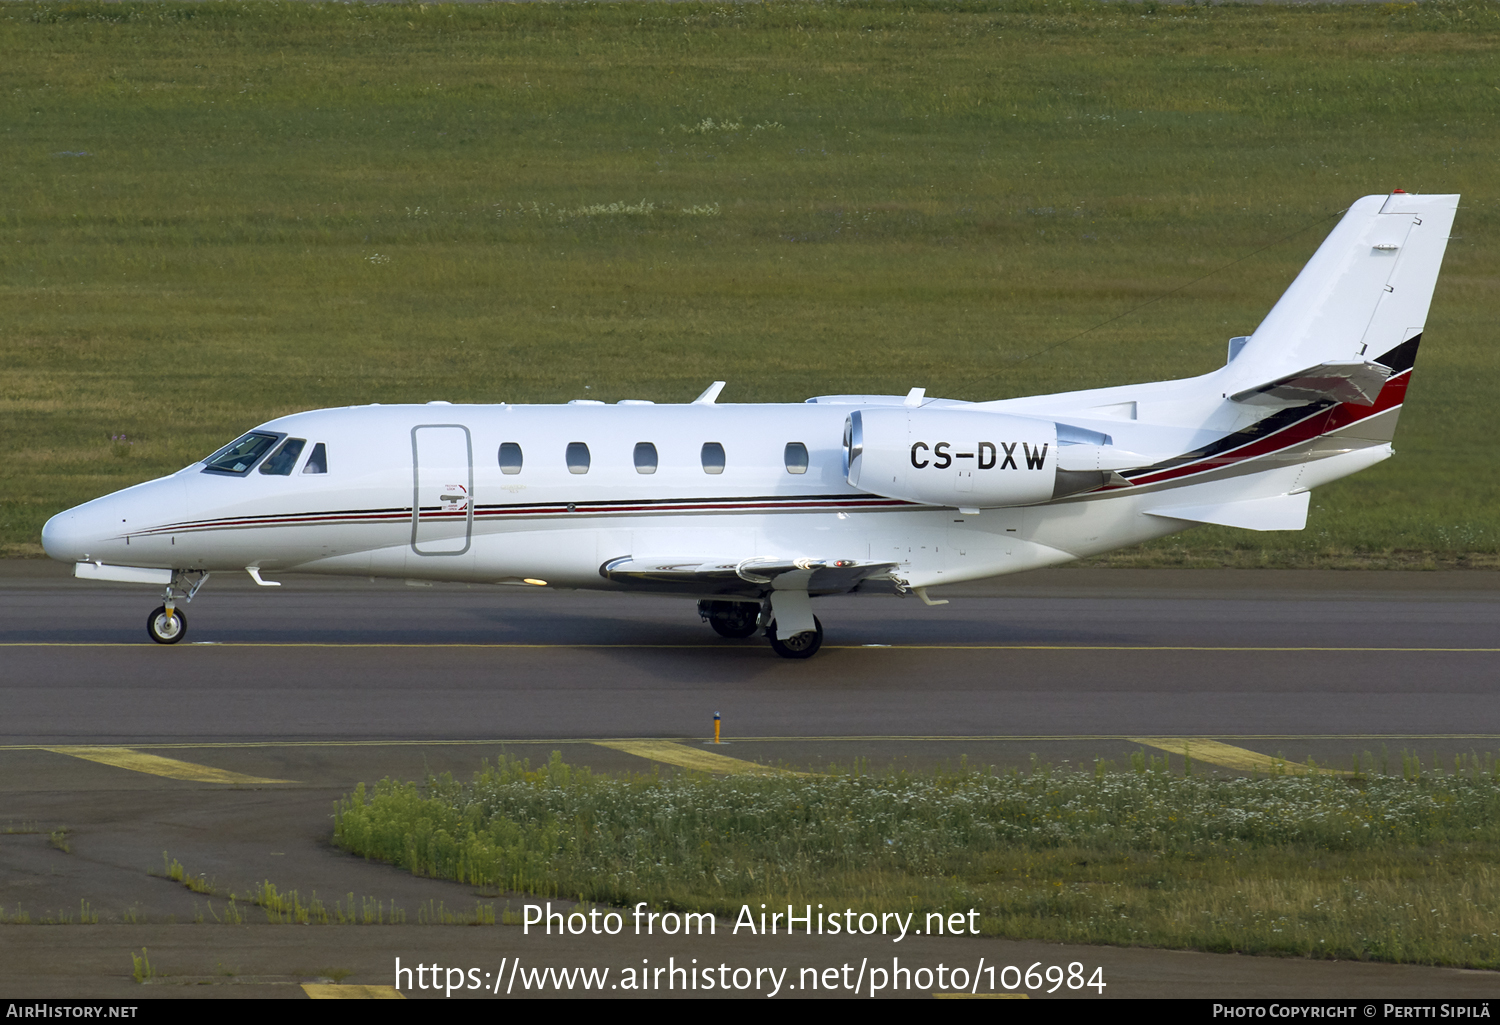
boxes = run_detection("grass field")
[334,752,1500,968]
[2,1,1497,563]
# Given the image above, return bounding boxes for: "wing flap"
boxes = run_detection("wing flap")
[600,555,898,595]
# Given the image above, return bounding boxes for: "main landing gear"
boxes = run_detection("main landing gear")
[697,596,826,659]
[766,616,824,659]
[146,571,210,645]
[697,600,760,639]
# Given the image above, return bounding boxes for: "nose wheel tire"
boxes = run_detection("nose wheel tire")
[147,606,187,645]
[766,616,823,659]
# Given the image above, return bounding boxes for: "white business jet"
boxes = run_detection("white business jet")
[42,192,1457,657]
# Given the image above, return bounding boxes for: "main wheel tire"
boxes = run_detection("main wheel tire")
[703,600,760,639]
[767,616,823,659]
[147,606,187,645]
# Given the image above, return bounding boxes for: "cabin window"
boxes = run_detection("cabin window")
[634,442,658,474]
[498,442,523,475]
[566,442,591,474]
[701,442,726,475]
[302,442,328,474]
[784,442,809,474]
[259,438,306,476]
[202,432,282,476]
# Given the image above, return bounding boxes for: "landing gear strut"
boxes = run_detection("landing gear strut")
[697,600,760,639]
[146,571,210,645]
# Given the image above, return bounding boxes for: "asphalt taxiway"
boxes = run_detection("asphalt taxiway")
[4,563,1499,745]
[2,562,1498,998]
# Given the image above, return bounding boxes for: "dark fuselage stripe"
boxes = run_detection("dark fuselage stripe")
[135,496,917,536]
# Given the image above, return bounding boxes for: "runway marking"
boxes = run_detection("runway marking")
[42,746,293,784]
[301,984,405,1000]
[1129,738,1348,776]
[2,643,1496,652]
[594,740,802,775]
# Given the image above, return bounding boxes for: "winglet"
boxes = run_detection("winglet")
[692,381,726,405]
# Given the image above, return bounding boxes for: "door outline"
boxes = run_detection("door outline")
[411,424,474,556]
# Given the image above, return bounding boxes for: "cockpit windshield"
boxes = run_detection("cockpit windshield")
[201,432,283,475]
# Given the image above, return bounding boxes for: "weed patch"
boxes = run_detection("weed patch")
[130,949,152,984]
[160,853,216,895]
[334,752,1500,967]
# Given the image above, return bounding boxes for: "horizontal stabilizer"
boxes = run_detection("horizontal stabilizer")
[1230,360,1392,408]
[601,555,896,596]
[1144,492,1310,532]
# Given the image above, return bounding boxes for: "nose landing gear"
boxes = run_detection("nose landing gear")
[146,571,210,645]
[147,605,187,644]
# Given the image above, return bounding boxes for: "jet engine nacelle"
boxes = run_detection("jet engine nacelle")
[845,408,1079,508]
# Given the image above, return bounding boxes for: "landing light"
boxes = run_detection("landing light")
[523,578,548,586]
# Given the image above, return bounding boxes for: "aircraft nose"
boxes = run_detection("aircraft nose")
[41,509,87,563]
[42,475,189,565]
[42,498,126,564]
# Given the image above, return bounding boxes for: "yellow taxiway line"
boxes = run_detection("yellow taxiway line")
[42,746,292,784]
[301,984,404,999]
[12,736,1495,782]
[1129,738,1349,776]
[594,740,805,775]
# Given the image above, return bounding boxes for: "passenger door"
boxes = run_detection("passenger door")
[411,425,473,556]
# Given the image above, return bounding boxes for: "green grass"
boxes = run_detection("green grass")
[2,1,1497,562]
[334,751,1500,967]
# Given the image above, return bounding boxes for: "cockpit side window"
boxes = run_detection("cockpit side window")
[259,438,307,476]
[302,442,328,475]
[202,432,283,476]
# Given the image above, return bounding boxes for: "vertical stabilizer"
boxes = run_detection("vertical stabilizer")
[1223,193,1458,390]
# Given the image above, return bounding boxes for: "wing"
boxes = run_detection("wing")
[600,555,901,597]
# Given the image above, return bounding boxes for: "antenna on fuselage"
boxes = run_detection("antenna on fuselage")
[691,381,726,405]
